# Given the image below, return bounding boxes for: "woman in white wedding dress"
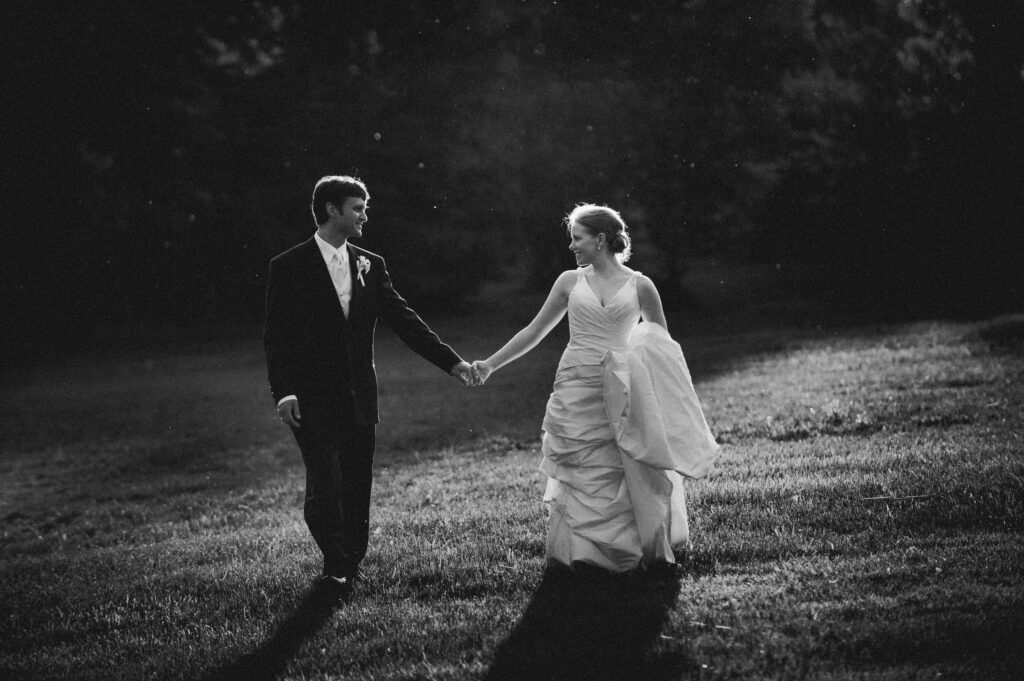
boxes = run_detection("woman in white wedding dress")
[472,204,720,572]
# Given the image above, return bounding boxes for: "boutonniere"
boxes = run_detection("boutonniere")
[356,255,371,286]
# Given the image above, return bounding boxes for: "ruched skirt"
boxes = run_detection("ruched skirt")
[540,363,689,572]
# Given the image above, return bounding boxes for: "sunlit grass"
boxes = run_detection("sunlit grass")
[1,314,1022,680]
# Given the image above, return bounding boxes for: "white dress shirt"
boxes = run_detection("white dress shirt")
[314,231,353,318]
[277,233,354,408]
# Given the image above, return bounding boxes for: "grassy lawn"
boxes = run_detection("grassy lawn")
[1,307,1022,680]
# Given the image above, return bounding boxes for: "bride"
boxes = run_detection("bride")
[472,204,720,572]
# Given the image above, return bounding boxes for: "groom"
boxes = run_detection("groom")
[264,175,475,591]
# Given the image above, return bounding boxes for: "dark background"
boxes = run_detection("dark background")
[6,0,1022,362]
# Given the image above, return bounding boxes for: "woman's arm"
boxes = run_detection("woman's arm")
[638,275,669,330]
[474,271,575,380]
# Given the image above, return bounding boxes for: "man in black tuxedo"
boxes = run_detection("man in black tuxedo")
[264,175,475,590]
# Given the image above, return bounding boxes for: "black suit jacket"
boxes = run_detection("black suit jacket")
[264,237,462,426]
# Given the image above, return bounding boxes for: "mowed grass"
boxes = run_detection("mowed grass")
[1,310,1022,680]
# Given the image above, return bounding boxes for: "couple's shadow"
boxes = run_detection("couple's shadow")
[201,581,344,681]
[485,564,691,681]
[203,566,689,681]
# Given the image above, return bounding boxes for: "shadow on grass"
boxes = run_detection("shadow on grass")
[975,313,1024,356]
[848,606,1024,679]
[200,581,345,681]
[484,565,691,681]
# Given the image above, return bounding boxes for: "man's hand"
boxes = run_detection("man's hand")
[277,397,302,429]
[452,361,479,387]
[471,360,494,385]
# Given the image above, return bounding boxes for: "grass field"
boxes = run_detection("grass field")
[1,301,1022,680]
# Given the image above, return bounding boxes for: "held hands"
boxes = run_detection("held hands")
[452,361,482,387]
[451,360,493,387]
[470,360,493,385]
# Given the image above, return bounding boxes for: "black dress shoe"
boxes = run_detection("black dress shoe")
[323,562,365,580]
[322,574,351,587]
[318,574,354,600]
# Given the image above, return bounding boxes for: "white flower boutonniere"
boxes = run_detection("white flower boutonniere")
[356,255,371,286]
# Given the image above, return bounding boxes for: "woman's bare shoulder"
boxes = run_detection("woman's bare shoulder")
[555,268,582,285]
[635,273,660,293]
[537,269,575,299]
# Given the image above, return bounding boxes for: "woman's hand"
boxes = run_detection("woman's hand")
[471,360,494,385]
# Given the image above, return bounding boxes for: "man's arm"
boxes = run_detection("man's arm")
[264,257,302,405]
[375,257,464,374]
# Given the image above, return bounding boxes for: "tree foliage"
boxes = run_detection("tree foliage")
[8,0,1021,352]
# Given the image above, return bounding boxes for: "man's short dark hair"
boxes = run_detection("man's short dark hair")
[311,175,369,226]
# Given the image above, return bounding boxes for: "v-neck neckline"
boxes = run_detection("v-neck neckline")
[582,271,633,308]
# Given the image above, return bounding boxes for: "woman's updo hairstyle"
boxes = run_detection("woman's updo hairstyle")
[566,203,632,263]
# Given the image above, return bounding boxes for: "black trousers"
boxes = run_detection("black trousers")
[293,412,376,579]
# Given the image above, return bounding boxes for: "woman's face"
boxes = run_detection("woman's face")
[568,222,602,266]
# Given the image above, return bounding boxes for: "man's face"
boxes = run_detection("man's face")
[333,196,368,239]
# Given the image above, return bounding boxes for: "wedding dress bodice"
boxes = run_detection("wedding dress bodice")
[558,268,641,370]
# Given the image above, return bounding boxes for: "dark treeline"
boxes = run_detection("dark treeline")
[8,0,1022,356]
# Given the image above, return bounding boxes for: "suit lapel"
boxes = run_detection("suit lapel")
[346,244,365,325]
